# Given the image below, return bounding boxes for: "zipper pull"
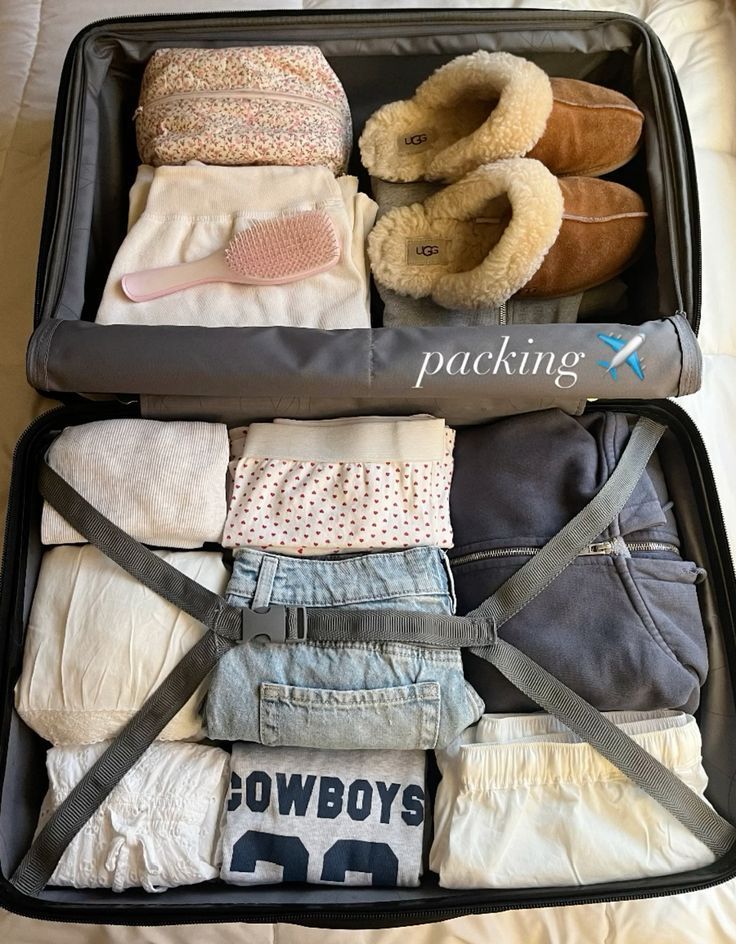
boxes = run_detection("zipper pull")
[584,537,630,557]
[132,106,143,121]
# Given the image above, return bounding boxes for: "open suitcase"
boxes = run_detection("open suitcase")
[1,7,736,929]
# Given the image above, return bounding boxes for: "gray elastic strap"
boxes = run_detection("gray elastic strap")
[16,419,734,890]
[467,416,665,626]
[12,462,496,895]
[286,607,496,648]
[12,630,231,895]
[37,462,243,642]
[473,637,736,857]
[38,463,495,650]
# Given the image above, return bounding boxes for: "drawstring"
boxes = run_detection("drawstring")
[105,810,165,893]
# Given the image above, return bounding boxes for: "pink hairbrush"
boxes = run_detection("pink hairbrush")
[121,209,340,302]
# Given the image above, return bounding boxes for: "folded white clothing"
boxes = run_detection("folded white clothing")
[431,710,716,889]
[15,545,229,745]
[220,744,426,887]
[41,418,229,548]
[95,164,377,328]
[38,742,229,892]
[222,415,455,554]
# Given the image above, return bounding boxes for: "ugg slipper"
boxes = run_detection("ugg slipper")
[360,51,644,183]
[367,158,647,310]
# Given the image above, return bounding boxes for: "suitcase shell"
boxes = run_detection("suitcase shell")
[2,8,735,929]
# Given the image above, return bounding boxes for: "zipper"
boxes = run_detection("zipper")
[451,539,680,567]
[666,47,702,331]
[628,540,681,553]
[134,86,345,122]
[498,302,507,326]
[642,38,686,320]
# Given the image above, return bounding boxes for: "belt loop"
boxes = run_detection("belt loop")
[252,554,279,612]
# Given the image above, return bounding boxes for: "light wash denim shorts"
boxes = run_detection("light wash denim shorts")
[205,546,483,750]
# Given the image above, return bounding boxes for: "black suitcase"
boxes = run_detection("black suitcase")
[1,8,735,929]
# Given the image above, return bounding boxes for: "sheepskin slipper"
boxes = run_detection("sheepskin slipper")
[360,51,644,182]
[367,158,647,310]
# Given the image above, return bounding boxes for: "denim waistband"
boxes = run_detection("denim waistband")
[226,545,456,611]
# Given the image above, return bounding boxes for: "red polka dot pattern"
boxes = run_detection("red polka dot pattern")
[223,428,455,554]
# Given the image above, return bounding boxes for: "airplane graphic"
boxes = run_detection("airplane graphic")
[597,332,646,381]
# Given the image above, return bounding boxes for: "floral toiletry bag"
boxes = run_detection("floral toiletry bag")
[135,45,353,174]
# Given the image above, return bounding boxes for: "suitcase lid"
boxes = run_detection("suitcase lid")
[25,9,703,419]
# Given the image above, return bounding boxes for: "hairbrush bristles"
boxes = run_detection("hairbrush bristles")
[121,208,341,302]
[225,210,340,283]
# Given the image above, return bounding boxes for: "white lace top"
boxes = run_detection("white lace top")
[38,741,229,892]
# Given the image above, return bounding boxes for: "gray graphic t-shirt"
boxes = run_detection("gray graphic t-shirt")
[220,744,426,887]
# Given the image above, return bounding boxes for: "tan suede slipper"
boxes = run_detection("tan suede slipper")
[367,158,647,310]
[360,51,644,183]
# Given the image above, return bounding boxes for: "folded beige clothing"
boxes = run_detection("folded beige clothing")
[95,164,377,328]
[15,545,229,745]
[41,418,229,548]
[431,711,715,889]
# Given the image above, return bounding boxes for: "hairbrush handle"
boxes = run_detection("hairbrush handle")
[121,252,231,302]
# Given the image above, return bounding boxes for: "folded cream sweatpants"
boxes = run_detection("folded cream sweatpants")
[430,710,716,889]
[95,164,377,328]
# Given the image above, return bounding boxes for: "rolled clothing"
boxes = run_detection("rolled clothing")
[222,415,455,554]
[41,418,229,548]
[430,710,716,888]
[221,744,426,887]
[370,176,627,326]
[15,545,229,745]
[95,164,376,328]
[205,545,483,749]
[449,410,708,713]
[37,741,229,892]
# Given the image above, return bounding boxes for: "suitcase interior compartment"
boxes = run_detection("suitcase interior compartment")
[27,11,699,403]
[1,401,735,926]
[5,8,722,928]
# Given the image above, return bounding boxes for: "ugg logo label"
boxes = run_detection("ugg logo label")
[397,131,432,153]
[406,238,450,265]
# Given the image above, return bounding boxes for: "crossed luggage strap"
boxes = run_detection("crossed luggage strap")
[11,417,736,895]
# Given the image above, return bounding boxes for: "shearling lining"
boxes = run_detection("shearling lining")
[368,158,564,309]
[359,51,553,183]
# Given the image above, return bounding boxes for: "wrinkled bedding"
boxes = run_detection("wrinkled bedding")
[1,0,735,940]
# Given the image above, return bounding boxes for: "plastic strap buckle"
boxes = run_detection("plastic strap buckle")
[240,605,307,643]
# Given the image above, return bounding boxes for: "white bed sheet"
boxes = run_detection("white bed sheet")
[1,0,735,940]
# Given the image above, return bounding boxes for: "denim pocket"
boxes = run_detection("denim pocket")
[258,681,441,750]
